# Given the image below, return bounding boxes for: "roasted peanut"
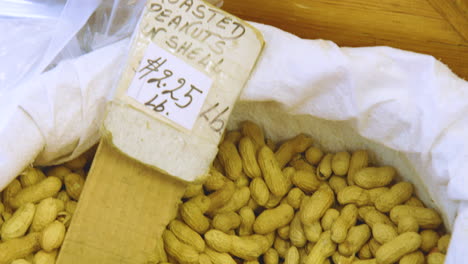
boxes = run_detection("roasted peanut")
[213,157,225,175]
[304,231,336,264]
[253,204,294,234]
[266,138,276,152]
[398,216,419,234]
[64,173,85,201]
[39,220,65,252]
[11,177,62,209]
[358,243,372,259]
[163,229,199,264]
[265,194,283,209]
[300,184,334,225]
[337,186,371,206]
[250,178,270,206]
[275,134,313,168]
[241,121,265,149]
[427,252,445,264]
[258,146,291,197]
[207,181,236,213]
[218,141,243,181]
[236,172,253,188]
[290,214,306,247]
[263,248,279,264]
[3,179,22,209]
[331,204,358,243]
[56,211,71,228]
[405,197,424,208]
[224,130,242,144]
[291,170,320,194]
[0,232,41,264]
[239,137,262,178]
[368,239,381,257]
[19,168,46,188]
[332,151,351,176]
[183,184,204,199]
[375,232,421,264]
[321,208,340,231]
[204,230,270,260]
[247,198,259,211]
[31,198,62,233]
[284,246,300,264]
[238,207,255,236]
[64,155,87,170]
[358,207,395,228]
[212,212,241,232]
[1,203,35,241]
[390,205,442,229]
[274,236,290,258]
[399,251,424,264]
[33,250,57,264]
[205,168,227,191]
[305,242,315,254]
[371,223,397,244]
[169,220,205,252]
[367,187,388,205]
[351,259,377,264]
[2,211,12,222]
[283,166,296,182]
[286,188,305,209]
[46,166,71,181]
[329,176,348,194]
[346,150,369,186]
[354,167,395,189]
[205,247,236,264]
[10,259,31,264]
[304,221,322,243]
[277,225,290,240]
[339,224,371,256]
[290,159,315,172]
[437,234,450,253]
[316,153,333,180]
[305,147,323,165]
[55,191,70,204]
[374,182,413,212]
[332,252,354,264]
[180,195,211,234]
[199,253,213,264]
[420,230,440,253]
[217,186,250,214]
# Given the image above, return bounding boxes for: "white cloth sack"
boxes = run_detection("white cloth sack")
[0,22,467,262]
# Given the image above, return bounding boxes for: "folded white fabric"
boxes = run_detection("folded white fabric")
[0,38,128,189]
[0,22,467,262]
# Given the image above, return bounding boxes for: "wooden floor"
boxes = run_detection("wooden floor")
[223,0,468,80]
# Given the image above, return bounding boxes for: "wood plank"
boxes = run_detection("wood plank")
[427,0,468,41]
[223,0,468,80]
[56,139,186,264]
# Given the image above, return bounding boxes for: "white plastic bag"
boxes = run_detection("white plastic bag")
[0,7,467,263]
[0,0,146,94]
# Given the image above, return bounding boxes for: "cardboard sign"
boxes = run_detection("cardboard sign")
[104,0,264,181]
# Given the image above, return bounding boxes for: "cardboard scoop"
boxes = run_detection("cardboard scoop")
[56,1,263,263]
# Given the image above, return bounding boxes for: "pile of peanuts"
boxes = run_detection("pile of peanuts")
[158,121,451,264]
[0,149,93,264]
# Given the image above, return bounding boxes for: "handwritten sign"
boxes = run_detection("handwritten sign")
[107,0,263,181]
[127,43,212,130]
